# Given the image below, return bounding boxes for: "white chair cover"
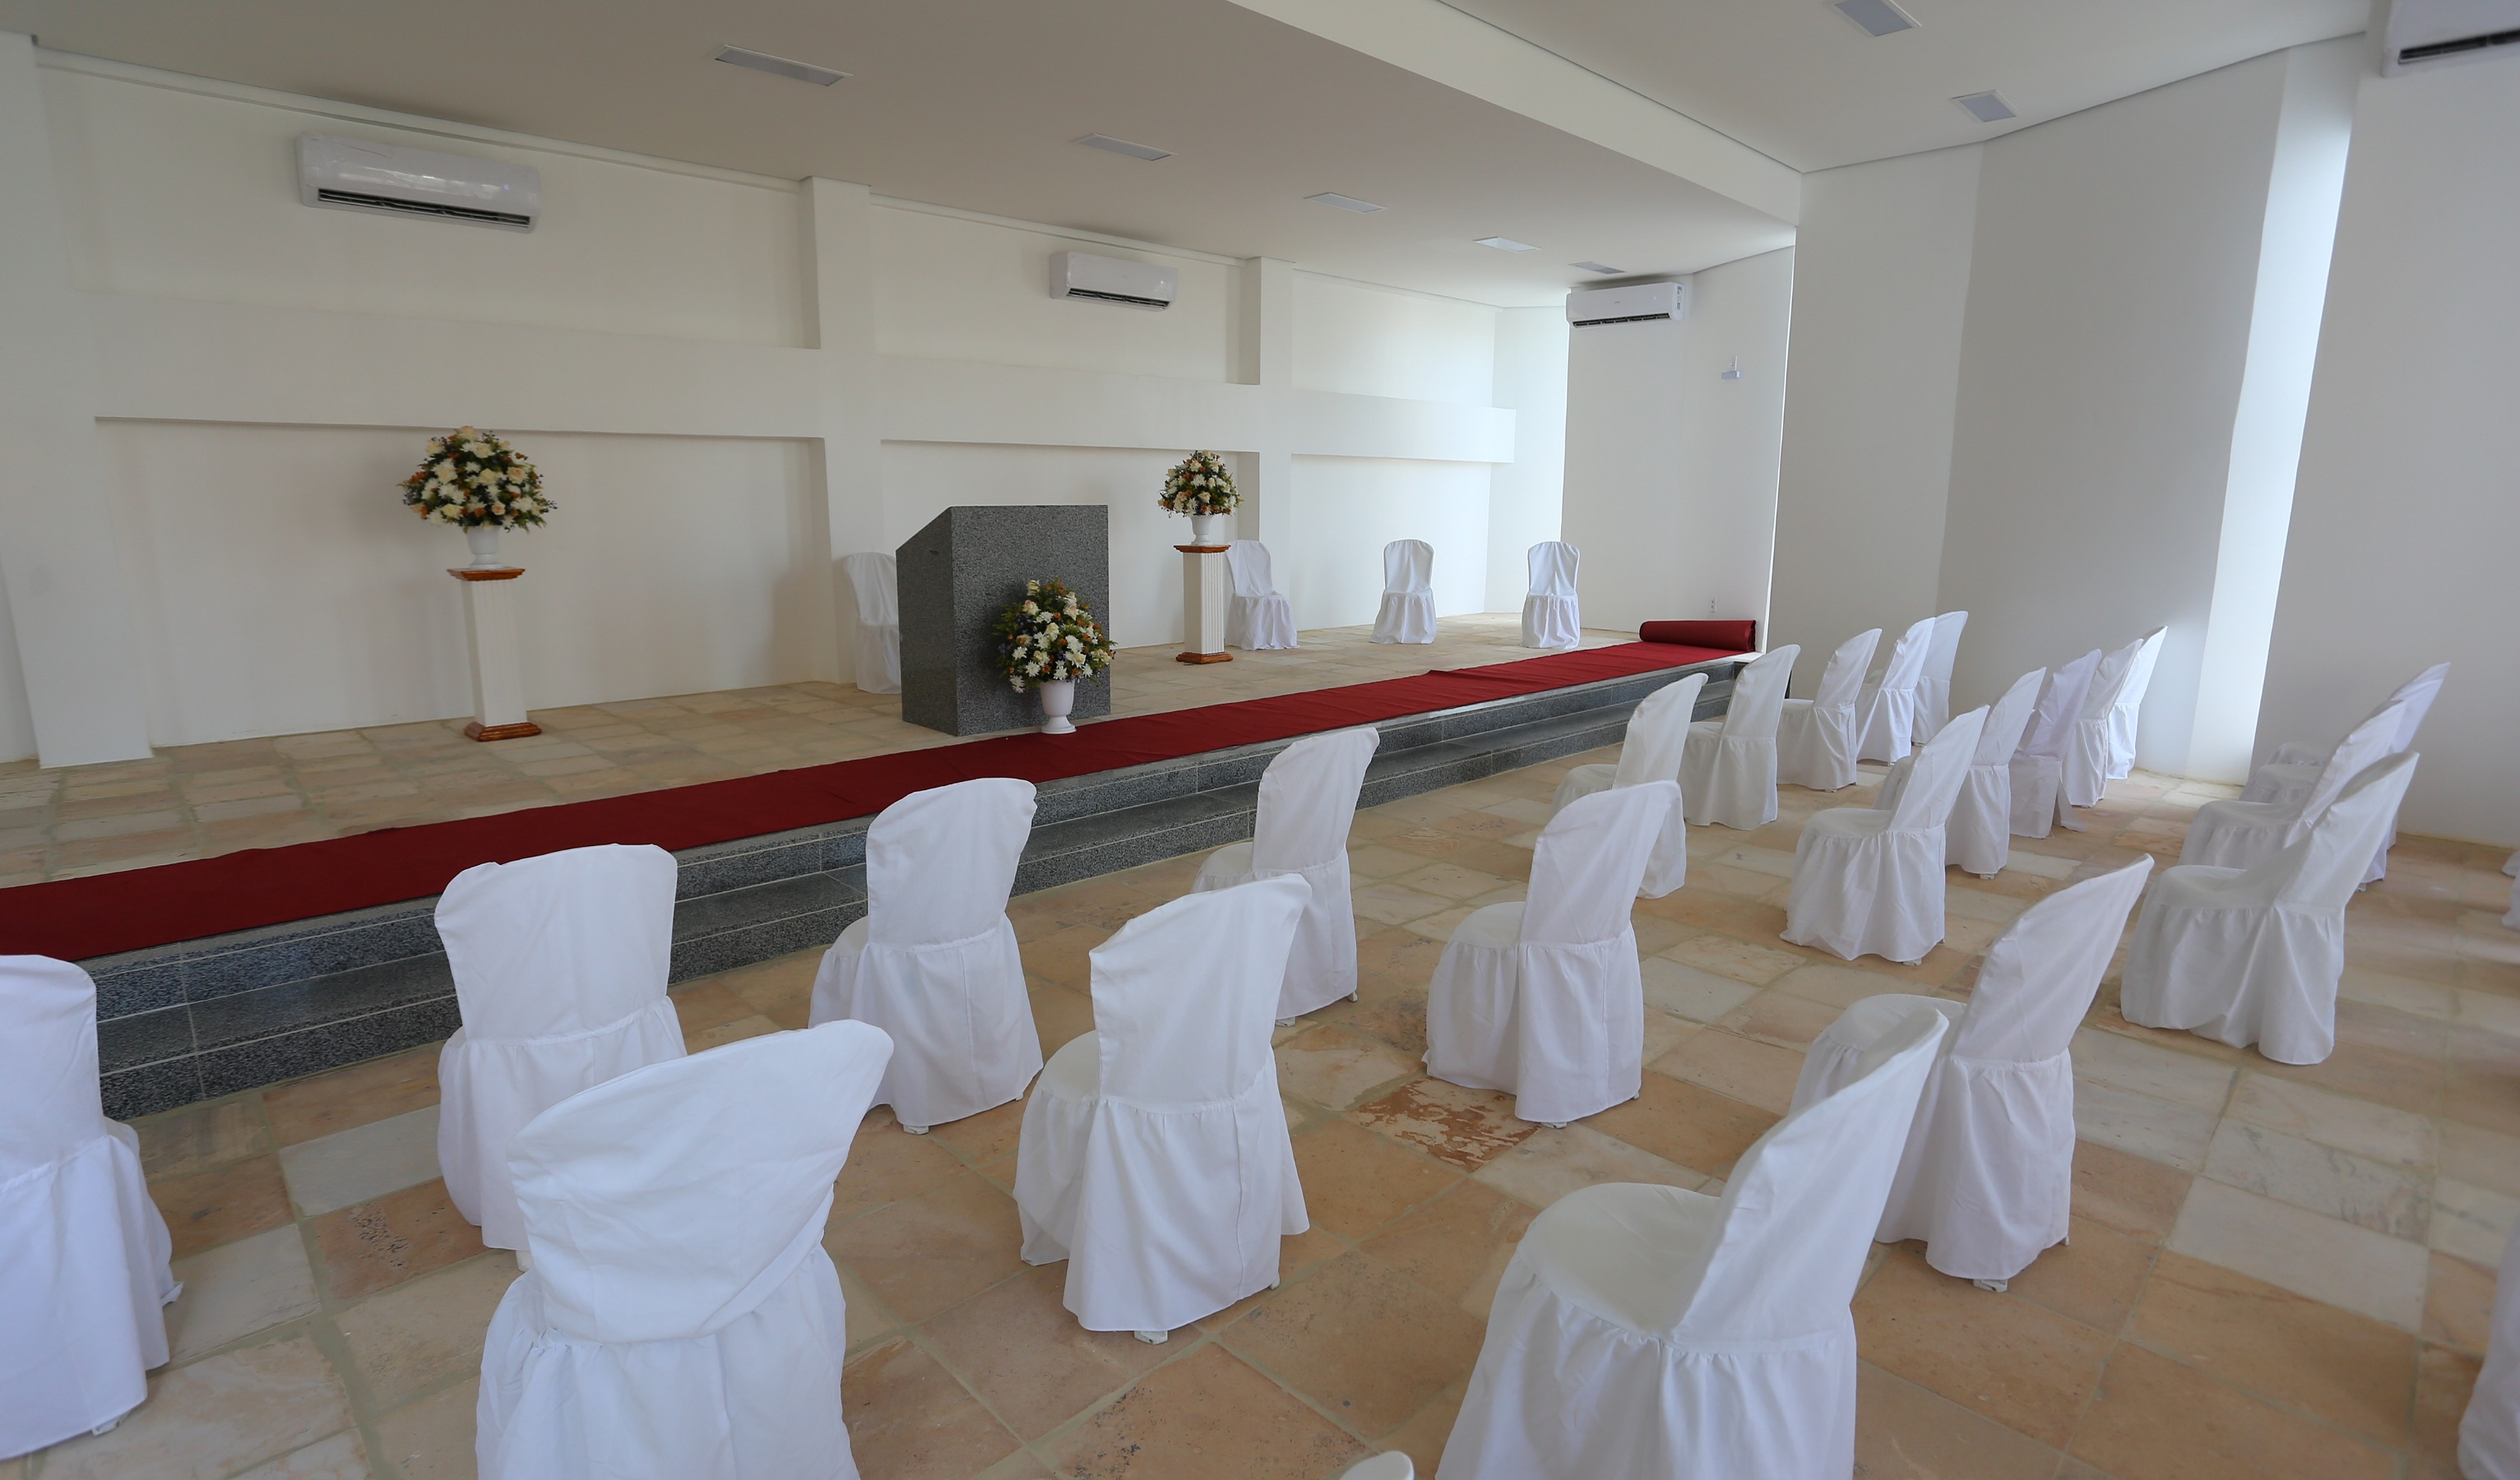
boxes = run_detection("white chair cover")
[476,1020,893,1480]
[2064,636,2147,810]
[1786,858,2152,1283]
[2179,701,2406,873]
[839,552,901,696]
[1913,611,1970,743]
[1855,617,1939,763]
[2104,626,2166,780]
[1370,539,1436,645]
[1777,628,1882,792]
[2463,1218,2520,1480]
[1193,728,1382,1017]
[808,779,1040,1130]
[1338,1456,1415,1480]
[2008,649,2101,838]
[1785,709,1990,964]
[2244,663,2448,884]
[1519,542,1581,650]
[1223,540,1299,651]
[2121,751,2419,1064]
[1679,645,1800,830]
[1013,878,1311,1334]
[1424,784,1674,1126]
[2508,849,2520,932]
[0,956,177,1459]
[1438,1006,1948,1479]
[1547,673,1706,898]
[1879,668,2045,877]
[438,844,687,1251]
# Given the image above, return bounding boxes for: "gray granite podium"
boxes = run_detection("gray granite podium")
[897,505,1113,735]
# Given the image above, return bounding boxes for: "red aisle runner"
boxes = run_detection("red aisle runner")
[0,642,1739,961]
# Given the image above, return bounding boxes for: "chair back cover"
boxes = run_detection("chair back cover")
[839,551,897,626]
[1663,1006,1947,1339]
[2383,662,2450,752]
[2106,627,2167,765]
[1521,784,1675,947]
[1382,539,1434,596]
[1525,542,1579,598]
[2253,750,2418,909]
[1811,628,1882,714]
[507,1020,894,1344]
[1720,645,1800,740]
[1610,675,1706,789]
[1252,728,1380,874]
[1877,618,1936,696]
[0,955,108,1159]
[1952,858,2153,1064]
[438,844,678,1039]
[2287,702,2410,844]
[1977,668,2046,766]
[864,779,1035,946]
[1885,709,1988,832]
[2081,636,2145,725]
[1225,540,1280,600]
[1093,878,1310,1108]
[1923,613,1968,689]
[2017,650,2102,761]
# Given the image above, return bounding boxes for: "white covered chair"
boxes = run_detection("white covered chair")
[2507,851,2519,932]
[1193,728,1382,1020]
[1786,858,2152,1288]
[1785,709,1989,964]
[2462,1219,2520,1480]
[1519,541,1581,649]
[2178,701,2406,873]
[476,1020,893,1480]
[2244,662,2448,884]
[1369,539,1437,645]
[1547,673,1705,898]
[1879,668,2045,877]
[1679,645,1800,830]
[2008,649,2101,839]
[1338,1457,1414,1480]
[1855,617,1938,763]
[839,551,901,696]
[1424,783,1674,1127]
[1776,627,1881,793]
[1224,540,1298,651]
[1014,877,1311,1340]
[0,957,178,1459]
[2121,750,2419,1064]
[438,844,687,1252]
[1913,610,1969,743]
[1438,1005,1947,1479]
[2104,626,2166,781]
[2063,635,2147,811]
[808,779,1039,1132]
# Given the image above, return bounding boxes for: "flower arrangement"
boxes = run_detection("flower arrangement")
[399,428,552,530]
[1159,450,1238,516]
[993,580,1115,692]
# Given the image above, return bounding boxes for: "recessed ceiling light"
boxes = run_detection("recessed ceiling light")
[1954,90,2017,123]
[1077,134,1174,162]
[714,45,848,86]
[1573,261,1626,275]
[1308,192,1386,213]
[1475,237,1538,252]
[1832,0,1919,37]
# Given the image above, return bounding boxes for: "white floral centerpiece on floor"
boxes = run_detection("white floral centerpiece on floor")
[401,427,552,568]
[1160,450,1239,546]
[994,580,1115,734]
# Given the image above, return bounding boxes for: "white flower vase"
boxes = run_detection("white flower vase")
[464,525,506,570]
[1189,513,1230,547]
[1035,678,1077,734]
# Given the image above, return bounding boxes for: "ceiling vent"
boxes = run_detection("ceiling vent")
[1050,251,1177,311]
[1567,281,1687,328]
[2384,0,2520,72]
[297,136,539,230]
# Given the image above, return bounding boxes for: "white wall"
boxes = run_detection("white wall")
[1485,307,1570,612]
[1292,273,1498,405]
[2255,52,2520,844]
[0,567,33,762]
[1287,457,1496,627]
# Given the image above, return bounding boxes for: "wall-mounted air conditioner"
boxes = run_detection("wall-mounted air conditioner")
[297,135,540,231]
[2383,0,2520,73]
[1050,251,1176,310]
[1566,281,1688,327]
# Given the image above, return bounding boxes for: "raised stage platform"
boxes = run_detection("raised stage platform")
[0,617,1748,1117]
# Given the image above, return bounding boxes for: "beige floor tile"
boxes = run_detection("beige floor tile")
[278,1105,442,1217]
[1851,1248,2114,1447]
[137,1098,276,1179]
[228,1428,370,1478]
[1471,1122,1704,1210]
[1589,1071,1777,1178]
[1853,1361,2066,1480]
[1346,1077,1537,1172]
[261,1050,440,1147]
[1275,1026,1423,1112]
[2224,1071,2436,1168]
[918,1264,1170,1440]
[1649,1027,1805,1113]
[166,1225,322,1362]
[2002,1215,2155,1334]
[1358,1179,1536,1320]
[1641,956,1761,1021]
[1042,1342,1369,1479]
[2073,1080,2221,1172]
[152,1152,295,1259]
[1291,1117,1462,1237]
[2429,1176,2520,1266]
[2166,1178,2430,1331]
[2072,1140,2194,1242]
[1221,1249,1488,1438]
[2071,1030,2239,1112]
[334,1252,521,1410]
[36,1334,354,1480]
[1658,932,1806,986]
[369,1377,480,1480]
[827,1170,1028,1322]
[2200,1118,2430,1241]
[309,1179,487,1302]
[2129,1251,2416,1444]
[2069,1343,2396,1480]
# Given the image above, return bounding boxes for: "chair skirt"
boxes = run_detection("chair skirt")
[1784,814,1949,964]
[1228,592,1298,650]
[1424,904,1644,1126]
[2008,755,2064,839]
[2178,800,2298,872]
[850,619,901,696]
[0,1127,177,1458]
[1371,592,1436,644]
[1948,765,2014,876]
[1680,728,1778,830]
[1856,686,1916,764]
[2119,868,2342,1064]
[1193,845,1360,1017]
[1776,699,1860,792]
[1521,594,1579,650]
[808,918,1040,1131]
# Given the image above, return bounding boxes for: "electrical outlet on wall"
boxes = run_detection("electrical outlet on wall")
[1706,599,1717,616]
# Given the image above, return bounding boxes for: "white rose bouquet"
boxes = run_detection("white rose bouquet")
[993,580,1116,693]
[1158,450,1238,516]
[399,427,552,530]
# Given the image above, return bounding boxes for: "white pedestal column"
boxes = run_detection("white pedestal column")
[1176,545,1231,665]
[451,567,540,740]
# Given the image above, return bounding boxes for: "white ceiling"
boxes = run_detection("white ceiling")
[1440,0,2370,173]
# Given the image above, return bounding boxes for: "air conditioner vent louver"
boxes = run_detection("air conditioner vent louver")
[2397,25,2520,62]
[298,136,540,232]
[1063,287,1173,309]
[313,188,534,229]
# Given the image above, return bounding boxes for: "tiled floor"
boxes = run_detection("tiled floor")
[14,752,2517,1479]
[0,614,1628,888]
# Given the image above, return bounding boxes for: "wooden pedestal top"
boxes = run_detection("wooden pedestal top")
[1173,544,1230,554]
[449,567,525,581]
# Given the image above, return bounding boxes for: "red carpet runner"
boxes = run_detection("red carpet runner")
[0,641,1739,961]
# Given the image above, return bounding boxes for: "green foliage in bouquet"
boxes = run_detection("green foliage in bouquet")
[400,427,552,530]
[1159,450,1238,516]
[994,579,1116,692]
